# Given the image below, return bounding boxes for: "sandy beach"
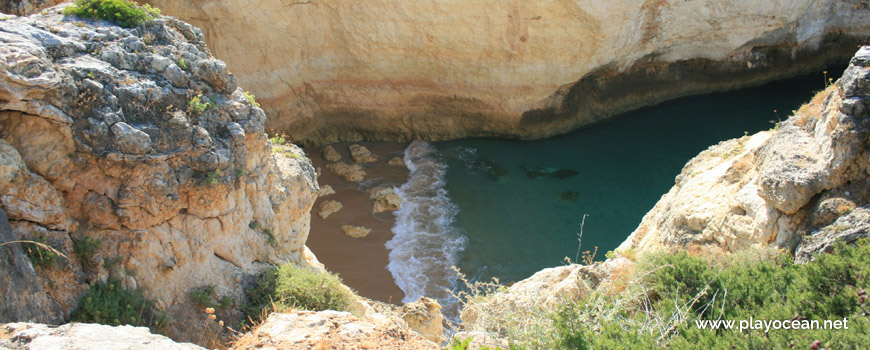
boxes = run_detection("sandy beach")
[305,142,410,305]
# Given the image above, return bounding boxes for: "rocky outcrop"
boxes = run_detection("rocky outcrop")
[141,0,870,145]
[369,187,402,213]
[0,0,62,16]
[320,145,341,162]
[401,297,444,344]
[0,322,205,350]
[231,310,437,350]
[618,46,870,257]
[0,5,319,343]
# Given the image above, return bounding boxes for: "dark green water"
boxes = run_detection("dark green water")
[435,70,840,284]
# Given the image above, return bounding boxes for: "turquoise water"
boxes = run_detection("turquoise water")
[435,71,840,284]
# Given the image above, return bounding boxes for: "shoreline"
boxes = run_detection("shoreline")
[305,141,410,305]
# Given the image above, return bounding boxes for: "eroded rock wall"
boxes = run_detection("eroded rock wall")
[619,46,870,257]
[0,6,319,342]
[142,0,870,145]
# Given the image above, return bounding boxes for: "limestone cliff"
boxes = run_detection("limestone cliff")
[141,0,870,145]
[0,5,319,342]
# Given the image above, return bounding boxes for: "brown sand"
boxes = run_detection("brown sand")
[305,141,410,305]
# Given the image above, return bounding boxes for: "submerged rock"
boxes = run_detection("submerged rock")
[341,225,371,238]
[560,191,580,201]
[476,159,509,181]
[326,162,366,182]
[369,187,402,213]
[349,144,377,163]
[388,156,406,168]
[524,165,578,179]
[318,184,336,197]
[321,145,341,162]
[318,200,343,219]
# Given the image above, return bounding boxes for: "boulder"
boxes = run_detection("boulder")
[318,200,343,220]
[349,144,377,164]
[388,156,406,168]
[326,162,365,183]
[369,187,402,213]
[341,225,371,238]
[321,145,341,162]
[318,184,335,197]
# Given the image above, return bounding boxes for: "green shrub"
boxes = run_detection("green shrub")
[243,263,354,324]
[23,235,57,268]
[552,241,870,350]
[62,0,160,29]
[243,91,260,107]
[70,280,168,331]
[188,93,213,115]
[72,236,101,261]
[189,285,233,310]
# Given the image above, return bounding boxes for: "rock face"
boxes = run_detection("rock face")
[401,297,444,344]
[0,209,63,324]
[0,6,319,343]
[141,0,870,145]
[618,46,870,257]
[0,0,62,16]
[0,322,205,350]
[231,311,437,350]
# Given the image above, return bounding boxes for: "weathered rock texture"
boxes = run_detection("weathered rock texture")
[141,0,870,145]
[0,209,63,324]
[401,297,444,344]
[619,46,870,257]
[0,6,319,343]
[0,322,205,350]
[0,0,62,16]
[231,310,438,350]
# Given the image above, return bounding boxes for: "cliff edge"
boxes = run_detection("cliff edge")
[0,5,319,342]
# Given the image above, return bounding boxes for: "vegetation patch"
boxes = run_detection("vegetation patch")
[70,279,168,331]
[243,262,354,324]
[189,285,233,311]
[23,234,57,269]
[457,241,870,350]
[62,0,160,29]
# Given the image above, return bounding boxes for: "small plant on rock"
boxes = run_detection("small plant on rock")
[62,0,160,28]
[22,234,58,269]
[188,93,213,116]
[70,279,168,331]
[243,91,260,107]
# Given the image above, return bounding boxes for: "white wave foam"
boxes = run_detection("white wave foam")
[386,140,467,316]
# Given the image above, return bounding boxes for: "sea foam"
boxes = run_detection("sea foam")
[386,140,467,316]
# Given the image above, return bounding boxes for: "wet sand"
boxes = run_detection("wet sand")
[305,142,409,305]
